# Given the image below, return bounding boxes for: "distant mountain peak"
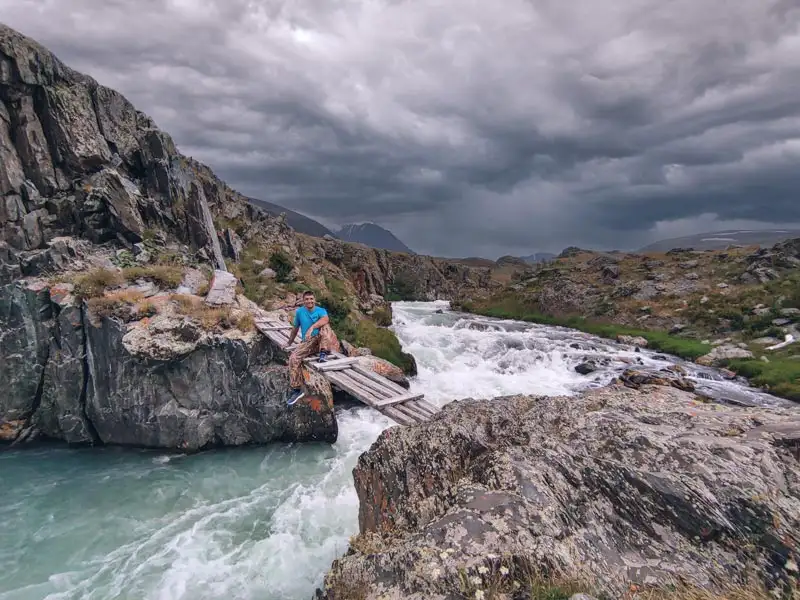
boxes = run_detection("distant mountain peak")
[246,198,336,238]
[336,223,415,254]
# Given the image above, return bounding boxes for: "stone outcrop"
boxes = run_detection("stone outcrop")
[318,384,800,599]
[0,24,226,277]
[0,279,337,448]
[302,234,499,303]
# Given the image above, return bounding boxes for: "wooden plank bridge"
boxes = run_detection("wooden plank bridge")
[255,318,438,425]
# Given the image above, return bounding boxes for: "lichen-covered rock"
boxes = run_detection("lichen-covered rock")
[318,385,800,599]
[696,344,754,367]
[616,334,648,348]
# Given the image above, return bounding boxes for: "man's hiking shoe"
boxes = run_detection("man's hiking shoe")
[318,351,328,363]
[287,389,305,406]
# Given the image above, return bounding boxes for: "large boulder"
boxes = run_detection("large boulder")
[696,344,754,367]
[83,313,337,449]
[318,385,800,599]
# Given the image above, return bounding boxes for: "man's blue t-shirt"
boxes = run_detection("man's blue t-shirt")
[294,306,328,341]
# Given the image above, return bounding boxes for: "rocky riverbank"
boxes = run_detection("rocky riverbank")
[1,274,341,448]
[317,381,800,599]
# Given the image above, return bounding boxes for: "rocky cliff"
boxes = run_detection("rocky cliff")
[1,275,338,448]
[318,382,800,599]
[0,23,496,448]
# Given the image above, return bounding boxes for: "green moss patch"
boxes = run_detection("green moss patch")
[353,320,417,375]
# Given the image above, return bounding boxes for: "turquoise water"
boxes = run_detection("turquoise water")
[0,408,391,600]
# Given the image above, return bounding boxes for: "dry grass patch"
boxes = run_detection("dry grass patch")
[236,313,255,332]
[170,294,256,332]
[86,290,160,322]
[74,268,124,298]
[123,265,184,289]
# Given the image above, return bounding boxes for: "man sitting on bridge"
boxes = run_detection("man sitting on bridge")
[284,290,341,405]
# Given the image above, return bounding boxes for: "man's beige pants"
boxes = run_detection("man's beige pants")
[288,324,341,389]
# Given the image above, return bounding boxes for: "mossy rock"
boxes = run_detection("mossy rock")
[353,320,417,376]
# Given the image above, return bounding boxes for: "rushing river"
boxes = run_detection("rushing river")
[0,301,789,600]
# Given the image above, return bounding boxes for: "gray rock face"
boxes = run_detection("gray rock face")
[85,315,336,449]
[318,385,800,599]
[37,294,94,443]
[0,283,337,449]
[0,280,52,424]
[0,24,225,268]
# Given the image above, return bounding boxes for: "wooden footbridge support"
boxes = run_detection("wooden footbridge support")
[255,317,438,425]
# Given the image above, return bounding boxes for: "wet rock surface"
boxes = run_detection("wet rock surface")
[318,384,800,599]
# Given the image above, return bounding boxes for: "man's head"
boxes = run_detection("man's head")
[302,291,316,310]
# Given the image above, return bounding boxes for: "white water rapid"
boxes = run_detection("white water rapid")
[0,301,790,600]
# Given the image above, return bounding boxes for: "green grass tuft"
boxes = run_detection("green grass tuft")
[726,356,800,401]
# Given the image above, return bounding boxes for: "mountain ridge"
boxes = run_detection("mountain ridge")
[337,222,415,254]
[246,197,336,238]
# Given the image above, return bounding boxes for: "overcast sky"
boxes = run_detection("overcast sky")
[3,0,800,258]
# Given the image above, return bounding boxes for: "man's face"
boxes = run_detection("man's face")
[303,294,316,309]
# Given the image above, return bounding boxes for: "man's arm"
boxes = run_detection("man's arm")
[308,315,329,333]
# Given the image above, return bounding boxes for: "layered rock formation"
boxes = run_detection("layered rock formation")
[1,277,337,448]
[318,384,800,599]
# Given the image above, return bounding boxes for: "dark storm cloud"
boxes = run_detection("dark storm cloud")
[2,0,800,257]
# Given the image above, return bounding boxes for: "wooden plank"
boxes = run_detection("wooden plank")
[347,369,396,399]
[307,356,362,370]
[402,404,432,423]
[380,406,416,426]
[406,400,436,417]
[259,331,289,345]
[351,365,408,395]
[312,362,355,372]
[326,371,383,408]
[415,399,440,415]
[372,392,425,408]
[337,371,391,406]
[391,402,426,423]
[303,351,347,362]
[257,325,293,331]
